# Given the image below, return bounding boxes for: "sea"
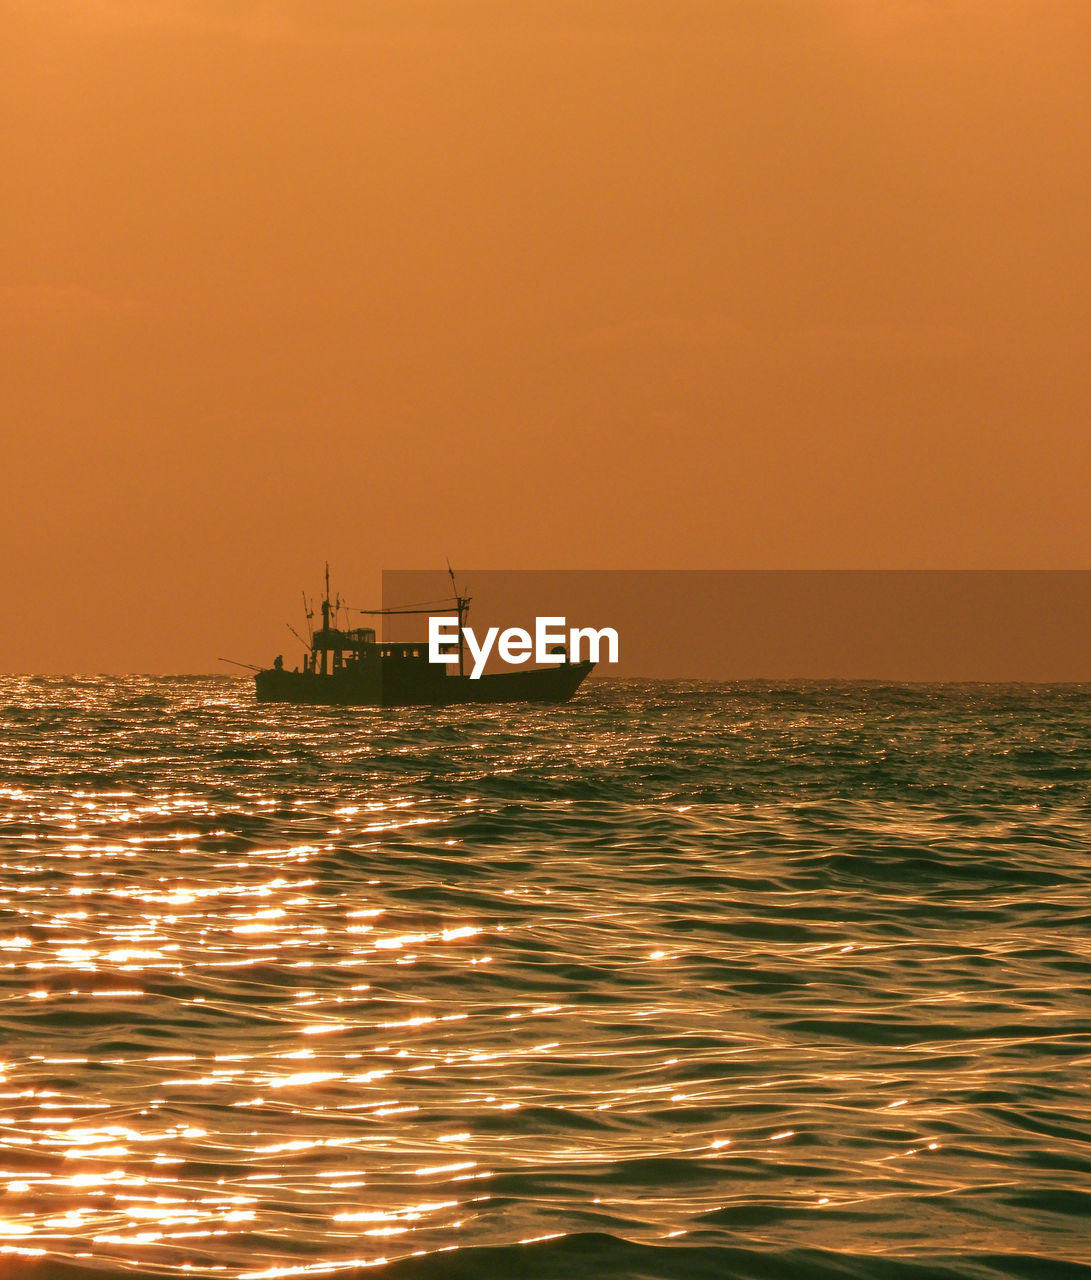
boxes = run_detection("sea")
[1,677,1090,1280]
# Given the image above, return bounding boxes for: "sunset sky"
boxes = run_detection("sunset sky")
[3,1,1089,671]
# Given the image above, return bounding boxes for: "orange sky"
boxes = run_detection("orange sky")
[2,1,1090,671]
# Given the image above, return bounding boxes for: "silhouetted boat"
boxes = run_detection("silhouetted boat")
[253,568,595,707]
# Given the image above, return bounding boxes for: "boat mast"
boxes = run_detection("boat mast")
[448,562,467,677]
[317,562,331,675]
[457,594,469,677]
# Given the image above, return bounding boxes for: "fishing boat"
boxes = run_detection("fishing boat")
[251,568,595,707]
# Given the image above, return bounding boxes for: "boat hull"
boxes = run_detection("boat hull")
[254,660,595,707]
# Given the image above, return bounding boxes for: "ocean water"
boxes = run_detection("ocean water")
[1,677,1090,1280]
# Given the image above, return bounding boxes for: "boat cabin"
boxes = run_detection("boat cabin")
[304,622,437,676]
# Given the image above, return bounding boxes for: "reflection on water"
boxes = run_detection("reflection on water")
[1,677,1090,1278]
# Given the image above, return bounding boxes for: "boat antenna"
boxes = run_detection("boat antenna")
[287,623,309,653]
[301,591,314,643]
[322,562,331,633]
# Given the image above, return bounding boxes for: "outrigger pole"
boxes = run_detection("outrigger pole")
[320,563,471,674]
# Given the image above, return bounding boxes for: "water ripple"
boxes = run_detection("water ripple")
[0,677,1089,1277]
